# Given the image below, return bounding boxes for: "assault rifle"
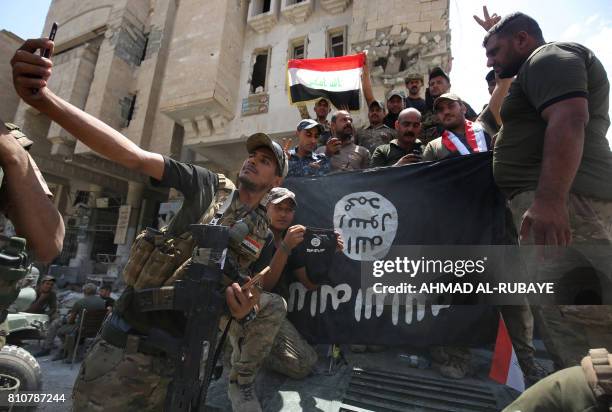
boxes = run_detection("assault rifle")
[136,223,266,411]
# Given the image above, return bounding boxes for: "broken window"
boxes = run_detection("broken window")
[263,0,272,12]
[139,33,149,64]
[125,94,137,127]
[250,50,269,94]
[291,38,305,59]
[327,28,346,57]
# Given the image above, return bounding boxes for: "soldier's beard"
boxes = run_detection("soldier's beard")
[238,175,270,194]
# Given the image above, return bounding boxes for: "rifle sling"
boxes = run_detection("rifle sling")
[101,319,168,357]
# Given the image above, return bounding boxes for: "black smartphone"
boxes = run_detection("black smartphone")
[41,22,58,58]
[33,22,57,94]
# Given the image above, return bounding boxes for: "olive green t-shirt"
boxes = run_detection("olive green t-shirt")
[493,42,612,199]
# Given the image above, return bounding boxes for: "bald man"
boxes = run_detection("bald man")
[370,108,424,167]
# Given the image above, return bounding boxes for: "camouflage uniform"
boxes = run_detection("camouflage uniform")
[355,123,396,155]
[508,191,612,368]
[502,348,612,412]
[420,108,443,146]
[264,314,318,380]
[73,160,284,410]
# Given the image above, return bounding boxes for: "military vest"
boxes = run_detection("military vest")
[117,174,270,335]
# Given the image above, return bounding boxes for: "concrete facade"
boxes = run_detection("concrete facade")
[0,30,24,122]
[12,0,451,278]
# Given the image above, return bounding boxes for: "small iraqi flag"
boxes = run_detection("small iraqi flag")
[489,314,526,392]
[287,53,365,111]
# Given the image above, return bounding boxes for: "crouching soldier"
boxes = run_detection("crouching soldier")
[11,38,288,411]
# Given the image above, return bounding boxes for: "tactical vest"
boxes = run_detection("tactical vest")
[117,174,270,335]
[582,348,612,409]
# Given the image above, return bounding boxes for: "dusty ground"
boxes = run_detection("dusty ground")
[21,342,78,411]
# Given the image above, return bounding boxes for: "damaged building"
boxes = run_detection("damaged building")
[5,0,451,281]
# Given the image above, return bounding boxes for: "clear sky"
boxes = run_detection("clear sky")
[450,0,612,142]
[1,1,611,141]
[0,0,51,40]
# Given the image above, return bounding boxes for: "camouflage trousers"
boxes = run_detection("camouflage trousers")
[502,366,607,412]
[431,305,535,369]
[42,318,72,350]
[72,291,287,411]
[508,191,612,303]
[508,191,612,368]
[224,292,286,385]
[264,317,318,379]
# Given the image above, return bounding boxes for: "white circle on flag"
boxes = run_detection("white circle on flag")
[333,191,398,261]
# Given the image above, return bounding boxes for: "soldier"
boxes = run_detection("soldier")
[361,63,406,131]
[98,285,114,310]
[422,93,492,162]
[11,38,288,411]
[502,348,611,412]
[480,8,612,370]
[251,188,340,378]
[287,119,332,178]
[315,111,370,172]
[48,283,106,361]
[370,108,424,168]
[355,100,396,155]
[0,121,64,348]
[25,275,58,319]
[404,73,426,113]
[297,98,332,146]
[421,67,478,145]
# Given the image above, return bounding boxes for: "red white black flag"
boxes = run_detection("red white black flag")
[287,53,365,110]
[489,315,526,392]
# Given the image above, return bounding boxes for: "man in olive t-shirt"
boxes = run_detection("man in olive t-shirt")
[483,11,612,375]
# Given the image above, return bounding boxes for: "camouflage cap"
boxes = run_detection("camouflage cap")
[246,133,289,178]
[386,89,406,101]
[429,66,450,83]
[433,93,462,111]
[369,100,385,110]
[264,187,297,207]
[405,73,424,83]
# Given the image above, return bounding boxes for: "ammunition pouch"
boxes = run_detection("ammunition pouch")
[0,237,29,310]
[581,348,612,408]
[121,174,235,289]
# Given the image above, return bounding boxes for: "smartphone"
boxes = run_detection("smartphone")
[41,22,58,58]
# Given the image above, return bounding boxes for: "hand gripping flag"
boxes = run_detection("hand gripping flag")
[287,53,365,110]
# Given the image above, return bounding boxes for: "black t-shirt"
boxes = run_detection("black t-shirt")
[383,112,399,129]
[150,156,219,236]
[251,232,305,300]
[404,97,426,113]
[102,296,115,309]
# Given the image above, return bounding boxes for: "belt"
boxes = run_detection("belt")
[101,320,166,357]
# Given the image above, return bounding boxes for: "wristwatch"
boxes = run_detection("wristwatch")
[237,308,257,326]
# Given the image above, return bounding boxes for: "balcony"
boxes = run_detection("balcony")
[247,0,279,33]
[319,0,351,14]
[281,0,313,24]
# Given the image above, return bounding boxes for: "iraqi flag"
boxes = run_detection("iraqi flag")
[489,315,526,392]
[287,53,365,110]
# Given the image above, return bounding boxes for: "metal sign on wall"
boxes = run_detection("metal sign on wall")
[114,205,131,244]
[241,93,269,116]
